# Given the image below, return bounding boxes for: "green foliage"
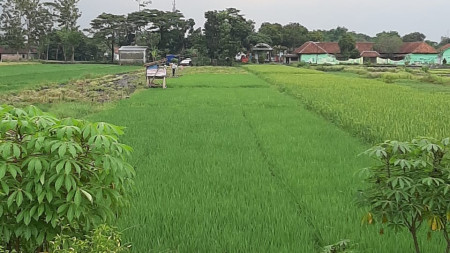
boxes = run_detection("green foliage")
[374,32,403,58]
[0,105,134,251]
[359,137,450,253]
[403,32,426,42]
[49,224,130,253]
[204,8,254,62]
[338,33,360,60]
[281,22,309,49]
[322,239,358,253]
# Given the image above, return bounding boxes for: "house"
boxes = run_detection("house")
[439,44,450,64]
[0,47,38,61]
[293,41,378,64]
[118,46,147,65]
[294,42,339,64]
[356,42,380,64]
[292,41,438,65]
[386,42,438,65]
[251,43,273,63]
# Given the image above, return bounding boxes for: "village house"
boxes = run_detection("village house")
[118,46,147,65]
[439,44,450,64]
[291,42,379,64]
[385,42,438,64]
[0,47,38,61]
[290,41,438,65]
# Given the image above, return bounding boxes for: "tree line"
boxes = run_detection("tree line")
[1,1,450,63]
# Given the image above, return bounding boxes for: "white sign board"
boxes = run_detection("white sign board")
[146,65,167,78]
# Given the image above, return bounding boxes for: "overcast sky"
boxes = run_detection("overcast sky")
[79,0,450,42]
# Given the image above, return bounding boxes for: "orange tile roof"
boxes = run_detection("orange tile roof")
[294,42,340,54]
[295,42,375,55]
[439,44,450,52]
[356,42,374,53]
[360,51,380,58]
[399,42,437,54]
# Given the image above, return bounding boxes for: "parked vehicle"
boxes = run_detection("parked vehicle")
[180,58,193,66]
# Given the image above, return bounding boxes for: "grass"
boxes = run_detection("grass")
[86,67,444,252]
[245,65,450,143]
[0,63,140,92]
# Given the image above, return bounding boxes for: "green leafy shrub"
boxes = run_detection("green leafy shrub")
[359,137,450,253]
[0,105,135,252]
[322,239,357,253]
[49,224,130,253]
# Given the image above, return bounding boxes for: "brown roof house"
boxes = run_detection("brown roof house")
[439,44,450,65]
[0,47,38,62]
[293,41,379,64]
[379,42,438,64]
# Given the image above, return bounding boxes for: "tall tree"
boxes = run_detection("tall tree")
[374,31,403,59]
[281,23,308,50]
[402,32,426,42]
[204,8,254,63]
[0,0,25,50]
[322,26,348,42]
[308,30,324,42]
[52,0,81,30]
[259,22,283,45]
[338,33,360,59]
[90,13,126,63]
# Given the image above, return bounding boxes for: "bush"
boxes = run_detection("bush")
[49,224,130,253]
[315,66,345,72]
[359,138,450,253]
[0,105,135,252]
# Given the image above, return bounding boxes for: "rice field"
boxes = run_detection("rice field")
[0,63,140,92]
[245,65,450,143]
[88,67,445,252]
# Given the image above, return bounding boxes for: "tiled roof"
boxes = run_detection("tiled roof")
[356,42,374,53]
[360,51,380,58]
[295,42,375,55]
[294,42,340,54]
[439,44,450,52]
[398,42,437,54]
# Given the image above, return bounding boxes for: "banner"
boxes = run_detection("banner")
[147,65,167,77]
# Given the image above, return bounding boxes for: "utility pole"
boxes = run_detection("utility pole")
[172,0,176,12]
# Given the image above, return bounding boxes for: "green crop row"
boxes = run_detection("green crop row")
[245,65,450,143]
[90,67,445,252]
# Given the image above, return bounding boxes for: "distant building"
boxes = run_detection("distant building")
[390,42,438,64]
[0,47,38,61]
[251,43,273,63]
[356,42,380,64]
[118,46,147,65]
[292,41,438,65]
[439,44,450,64]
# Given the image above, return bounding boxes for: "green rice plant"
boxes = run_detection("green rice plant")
[245,65,450,143]
[0,64,140,92]
[86,66,445,252]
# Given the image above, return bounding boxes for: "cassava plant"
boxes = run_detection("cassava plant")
[358,137,450,253]
[49,224,130,253]
[0,105,135,252]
